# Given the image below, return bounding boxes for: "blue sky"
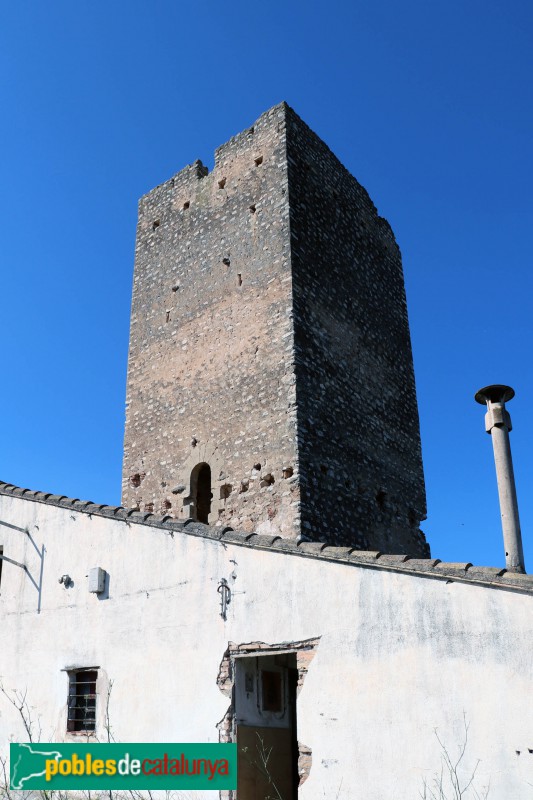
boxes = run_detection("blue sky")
[1,0,531,568]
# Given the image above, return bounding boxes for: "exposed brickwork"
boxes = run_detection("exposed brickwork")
[297,742,312,787]
[216,644,235,746]
[295,646,319,697]
[121,102,428,554]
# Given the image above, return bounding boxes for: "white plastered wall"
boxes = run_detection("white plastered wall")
[0,492,532,799]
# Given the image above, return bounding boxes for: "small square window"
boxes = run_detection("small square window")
[67,670,97,733]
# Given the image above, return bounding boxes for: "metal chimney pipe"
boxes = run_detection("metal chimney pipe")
[475,384,526,573]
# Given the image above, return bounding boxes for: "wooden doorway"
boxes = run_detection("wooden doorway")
[235,654,298,800]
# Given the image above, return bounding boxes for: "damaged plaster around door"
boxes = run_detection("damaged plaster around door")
[216,637,320,798]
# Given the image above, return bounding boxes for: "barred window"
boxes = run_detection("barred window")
[67,669,97,733]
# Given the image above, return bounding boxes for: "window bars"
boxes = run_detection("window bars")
[67,669,97,732]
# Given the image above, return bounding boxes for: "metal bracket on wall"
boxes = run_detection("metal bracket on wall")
[0,519,45,613]
[0,519,29,572]
[0,552,27,571]
[217,578,231,620]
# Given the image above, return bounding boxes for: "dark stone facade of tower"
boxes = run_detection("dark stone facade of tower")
[122,102,429,556]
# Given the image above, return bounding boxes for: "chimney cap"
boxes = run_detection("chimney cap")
[475,384,515,405]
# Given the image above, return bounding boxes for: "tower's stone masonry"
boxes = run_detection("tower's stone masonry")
[123,104,299,537]
[122,102,429,556]
[286,110,427,555]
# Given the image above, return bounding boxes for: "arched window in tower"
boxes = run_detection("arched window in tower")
[190,463,212,524]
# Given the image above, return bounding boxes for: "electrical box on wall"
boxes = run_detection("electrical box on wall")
[88,567,106,594]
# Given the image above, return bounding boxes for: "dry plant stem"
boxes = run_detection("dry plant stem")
[0,681,206,800]
[420,714,490,800]
[0,685,41,744]
[239,733,284,800]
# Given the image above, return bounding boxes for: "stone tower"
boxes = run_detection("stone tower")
[122,102,429,556]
